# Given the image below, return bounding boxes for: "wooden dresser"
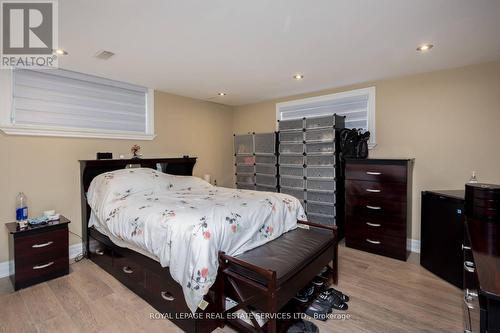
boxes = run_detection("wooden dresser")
[6,217,70,290]
[345,158,413,261]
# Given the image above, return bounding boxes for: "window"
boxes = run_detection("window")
[276,87,376,148]
[0,68,154,140]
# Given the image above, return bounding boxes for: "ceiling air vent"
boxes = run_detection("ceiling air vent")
[95,50,115,60]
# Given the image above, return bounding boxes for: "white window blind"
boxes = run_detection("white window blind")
[3,68,154,139]
[276,87,376,147]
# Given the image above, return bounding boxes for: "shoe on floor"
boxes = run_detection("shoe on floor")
[287,319,319,333]
[311,276,325,286]
[304,300,332,321]
[315,292,348,311]
[321,287,350,303]
[294,284,315,302]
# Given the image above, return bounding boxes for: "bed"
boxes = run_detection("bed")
[80,157,337,333]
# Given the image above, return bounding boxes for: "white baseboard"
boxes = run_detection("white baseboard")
[0,242,83,279]
[0,260,11,279]
[407,239,421,253]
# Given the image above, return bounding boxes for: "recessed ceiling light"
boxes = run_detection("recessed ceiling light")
[416,44,434,52]
[53,48,68,56]
[95,50,115,60]
[293,74,304,80]
[218,92,226,96]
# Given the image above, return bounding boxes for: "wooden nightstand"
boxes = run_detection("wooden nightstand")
[5,216,70,290]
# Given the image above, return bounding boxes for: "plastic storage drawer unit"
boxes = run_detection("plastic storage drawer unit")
[280,187,305,201]
[279,131,303,143]
[280,166,304,178]
[255,155,276,165]
[278,119,304,131]
[307,213,334,225]
[237,174,255,185]
[306,179,335,191]
[256,174,277,187]
[234,135,254,154]
[279,155,304,166]
[306,155,335,167]
[280,177,305,189]
[279,143,303,155]
[254,133,275,154]
[236,165,254,174]
[307,190,335,204]
[307,167,335,179]
[255,164,276,175]
[256,185,277,193]
[305,116,336,129]
[305,142,335,154]
[307,202,335,216]
[305,128,335,142]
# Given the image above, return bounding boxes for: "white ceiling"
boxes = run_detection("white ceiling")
[59,0,500,106]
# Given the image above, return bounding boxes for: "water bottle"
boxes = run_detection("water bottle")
[16,192,28,222]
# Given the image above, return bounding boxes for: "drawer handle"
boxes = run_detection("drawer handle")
[366,171,381,175]
[95,249,105,256]
[466,288,478,298]
[463,261,475,273]
[161,291,175,301]
[122,266,134,274]
[32,241,54,248]
[366,189,381,193]
[366,222,381,227]
[366,239,381,245]
[33,261,54,270]
[462,244,471,251]
[366,205,382,210]
[463,295,474,310]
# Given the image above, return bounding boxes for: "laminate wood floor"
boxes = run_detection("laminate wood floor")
[0,245,463,333]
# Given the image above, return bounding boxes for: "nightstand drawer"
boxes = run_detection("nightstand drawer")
[15,228,68,260]
[15,254,69,284]
[6,217,71,290]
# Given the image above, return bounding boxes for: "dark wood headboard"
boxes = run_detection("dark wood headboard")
[79,157,197,256]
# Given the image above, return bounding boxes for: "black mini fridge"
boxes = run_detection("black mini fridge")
[420,190,465,289]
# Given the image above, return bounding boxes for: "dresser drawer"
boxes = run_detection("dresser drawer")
[346,194,407,218]
[345,163,407,183]
[346,180,407,202]
[346,215,406,238]
[346,229,407,260]
[15,228,68,260]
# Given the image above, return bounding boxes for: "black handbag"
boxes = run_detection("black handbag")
[340,128,370,159]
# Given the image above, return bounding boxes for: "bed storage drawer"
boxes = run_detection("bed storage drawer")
[144,269,196,330]
[88,235,114,272]
[113,248,146,289]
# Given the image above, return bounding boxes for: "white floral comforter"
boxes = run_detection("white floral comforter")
[87,168,306,313]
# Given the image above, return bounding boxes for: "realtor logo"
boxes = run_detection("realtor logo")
[1,0,58,68]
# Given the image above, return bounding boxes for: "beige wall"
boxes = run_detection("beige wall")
[233,60,500,242]
[0,91,234,262]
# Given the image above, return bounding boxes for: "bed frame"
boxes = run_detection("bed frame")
[79,157,338,333]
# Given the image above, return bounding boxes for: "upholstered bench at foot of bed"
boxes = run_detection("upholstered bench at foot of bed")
[218,221,338,333]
